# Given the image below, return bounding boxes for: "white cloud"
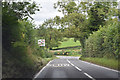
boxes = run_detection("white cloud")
[30,0,64,27]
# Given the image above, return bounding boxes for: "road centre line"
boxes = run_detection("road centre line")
[67,59,80,70]
[67,59,95,80]
[67,59,75,67]
[84,73,95,80]
[75,66,82,71]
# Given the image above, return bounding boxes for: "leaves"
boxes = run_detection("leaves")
[85,21,119,59]
[2,2,40,20]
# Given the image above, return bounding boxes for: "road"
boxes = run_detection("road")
[34,56,119,80]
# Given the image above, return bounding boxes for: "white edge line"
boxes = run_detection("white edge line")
[80,60,120,73]
[33,60,53,79]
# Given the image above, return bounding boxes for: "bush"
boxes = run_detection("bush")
[84,21,120,59]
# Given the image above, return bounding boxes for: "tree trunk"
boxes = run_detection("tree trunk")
[79,38,85,54]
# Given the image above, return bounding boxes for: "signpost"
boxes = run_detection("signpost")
[38,39,45,46]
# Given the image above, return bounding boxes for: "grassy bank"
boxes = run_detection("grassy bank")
[2,47,55,78]
[80,57,118,70]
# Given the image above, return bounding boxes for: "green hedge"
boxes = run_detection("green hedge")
[84,21,120,59]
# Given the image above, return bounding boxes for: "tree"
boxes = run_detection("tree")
[2,2,42,78]
[18,20,37,46]
[85,20,120,59]
[54,1,89,53]
[54,0,118,53]
[2,2,40,50]
[63,13,89,52]
[37,19,63,49]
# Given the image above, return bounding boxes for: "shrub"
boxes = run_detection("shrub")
[84,21,120,59]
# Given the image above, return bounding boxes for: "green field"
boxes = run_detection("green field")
[54,38,81,49]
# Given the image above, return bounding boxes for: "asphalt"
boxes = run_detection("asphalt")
[33,56,120,80]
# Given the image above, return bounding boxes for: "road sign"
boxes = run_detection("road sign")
[38,39,45,46]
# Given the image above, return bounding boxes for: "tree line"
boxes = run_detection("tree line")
[38,0,119,59]
[2,0,120,78]
[2,2,53,78]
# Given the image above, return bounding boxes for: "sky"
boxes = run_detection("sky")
[29,0,120,27]
[30,0,64,27]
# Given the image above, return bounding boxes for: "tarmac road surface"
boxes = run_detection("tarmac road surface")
[34,56,119,80]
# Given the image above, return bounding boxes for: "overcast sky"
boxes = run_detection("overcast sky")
[30,0,64,27]
[29,0,120,27]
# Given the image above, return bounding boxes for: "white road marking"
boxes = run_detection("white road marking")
[84,73,95,80]
[56,56,80,59]
[58,64,60,66]
[75,66,82,71]
[64,64,70,66]
[67,59,75,67]
[34,60,53,79]
[71,63,74,66]
[67,59,95,80]
[60,64,63,66]
[53,64,55,67]
[50,64,70,67]
[80,60,119,73]
[67,59,82,71]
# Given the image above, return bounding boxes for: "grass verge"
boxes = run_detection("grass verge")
[80,57,118,70]
[33,55,57,78]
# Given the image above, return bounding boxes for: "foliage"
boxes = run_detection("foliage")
[37,20,63,49]
[84,21,120,59]
[2,1,40,50]
[2,1,119,78]
[2,2,53,78]
[54,1,89,53]
[53,1,118,54]
[2,2,40,20]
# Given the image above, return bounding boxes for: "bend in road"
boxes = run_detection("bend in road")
[34,56,119,80]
